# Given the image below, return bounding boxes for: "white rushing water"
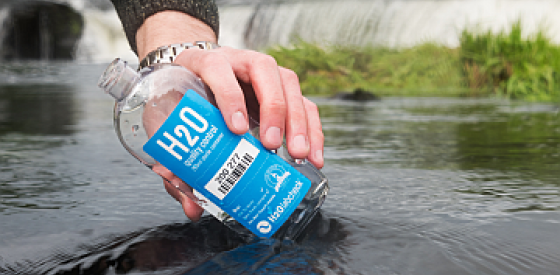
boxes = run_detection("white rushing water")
[3,0,560,62]
[0,7,10,55]
[228,0,560,50]
[75,9,138,63]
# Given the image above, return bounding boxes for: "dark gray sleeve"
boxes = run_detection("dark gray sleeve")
[110,0,219,56]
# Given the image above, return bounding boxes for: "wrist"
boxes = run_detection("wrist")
[136,11,218,60]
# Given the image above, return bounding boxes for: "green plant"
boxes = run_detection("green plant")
[460,21,560,101]
[266,22,560,102]
[267,41,464,96]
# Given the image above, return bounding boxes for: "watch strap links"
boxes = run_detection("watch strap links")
[138,41,220,69]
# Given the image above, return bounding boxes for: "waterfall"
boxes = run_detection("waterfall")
[0,0,135,62]
[2,0,560,62]
[225,0,560,50]
[74,9,137,63]
[218,5,256,49]
[0,7,10,57]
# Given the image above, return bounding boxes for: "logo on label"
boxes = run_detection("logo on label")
[265,164,291,192]
[256,220,272,234]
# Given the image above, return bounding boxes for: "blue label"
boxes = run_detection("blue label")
[143,89,311,238]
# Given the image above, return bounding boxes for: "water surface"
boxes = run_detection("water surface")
[1,62,560,274]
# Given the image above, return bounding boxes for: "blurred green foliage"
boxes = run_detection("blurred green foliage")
[461,21,560,101]
[267,21,560,102]
[267,41,465,96]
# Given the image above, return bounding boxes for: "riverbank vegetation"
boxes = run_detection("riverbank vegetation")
[266,22,560,102]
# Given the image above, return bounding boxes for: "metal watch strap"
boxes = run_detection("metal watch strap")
[138,41,220,69]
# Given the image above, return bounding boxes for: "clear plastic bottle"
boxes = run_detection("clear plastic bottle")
[98,59,329,240]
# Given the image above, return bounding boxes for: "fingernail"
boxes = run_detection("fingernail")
[231,111,247,132]
[265,126,282,147]
[292,135,309,153]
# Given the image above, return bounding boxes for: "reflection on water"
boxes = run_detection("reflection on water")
[0,83,78,213]
[0,84,76,135]
[0,213,345,275]
[5,218,247,275]
[320,98,560,215]
[2,63,560,275]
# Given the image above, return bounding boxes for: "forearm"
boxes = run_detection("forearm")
[110,0,219,56]
[136,11,217,60]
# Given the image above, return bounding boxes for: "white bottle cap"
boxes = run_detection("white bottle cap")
[98,58,140,101]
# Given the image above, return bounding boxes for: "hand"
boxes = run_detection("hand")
[173,46,324,166]
[136,11,324,222]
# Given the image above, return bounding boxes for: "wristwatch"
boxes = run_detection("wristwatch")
[138,41,220,70]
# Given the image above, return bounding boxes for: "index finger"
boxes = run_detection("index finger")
[220,48,288,150]
[175,48,249,135]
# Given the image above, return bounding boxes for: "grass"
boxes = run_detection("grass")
[461,21,560,101]
[267,41,466,97]
[266,22,560,102]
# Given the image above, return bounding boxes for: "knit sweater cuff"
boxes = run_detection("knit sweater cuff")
[110,0,219,56]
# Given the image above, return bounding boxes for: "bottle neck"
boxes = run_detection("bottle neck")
[98,58,140,101]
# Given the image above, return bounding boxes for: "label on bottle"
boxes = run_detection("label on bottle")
[143,89,311,238]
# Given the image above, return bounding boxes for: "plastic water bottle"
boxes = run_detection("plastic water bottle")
[98,59,329,240]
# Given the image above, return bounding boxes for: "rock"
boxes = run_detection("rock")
[1,1,84,60]
[331,88,380,101]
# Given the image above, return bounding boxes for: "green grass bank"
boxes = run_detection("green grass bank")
[266,22,560,102]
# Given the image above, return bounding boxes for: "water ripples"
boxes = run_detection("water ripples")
[2,64,560,274]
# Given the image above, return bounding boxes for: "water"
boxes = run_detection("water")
[3,0,560,274]
[2,62,560,274]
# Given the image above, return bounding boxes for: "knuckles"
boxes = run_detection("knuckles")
[252,54,279,70]
[264,97,287,115]
[198,52,230,71]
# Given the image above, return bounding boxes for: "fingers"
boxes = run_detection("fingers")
[216,48,288,150]
[242,53,287,150]
[303,97,324,169]
[153,164,204,221]
[176,47,288,149]
[163,179,205,221]
[175,48,249,136]
[278,67,309,159]
[174,47,324,167]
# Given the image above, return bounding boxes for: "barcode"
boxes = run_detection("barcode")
[205,139,259,200]
[217,154,254,195]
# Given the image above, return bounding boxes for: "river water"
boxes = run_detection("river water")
[2,61,560,275]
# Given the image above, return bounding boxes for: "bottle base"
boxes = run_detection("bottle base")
[273,177,329,240]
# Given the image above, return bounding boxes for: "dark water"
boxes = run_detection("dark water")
[2,62,560,275]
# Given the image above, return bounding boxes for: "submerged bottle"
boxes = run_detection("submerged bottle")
[98,59,329,240]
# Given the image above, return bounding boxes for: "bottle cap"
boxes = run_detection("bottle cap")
[98,58,139,101]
